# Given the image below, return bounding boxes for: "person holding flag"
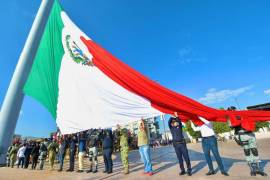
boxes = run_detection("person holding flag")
[169,112,192,176]
[138,119,153,176]
[190,117,229,176]
[228,106,267,177]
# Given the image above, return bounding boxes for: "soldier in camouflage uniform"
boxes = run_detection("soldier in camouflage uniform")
[86,129,100,173]
[228,106,267,176]
[39,140,48,170]
[113,129,121,152]
[9,143,19,168]
[47,139,58,170]
[118,125,129,174]
[6,145,12,167]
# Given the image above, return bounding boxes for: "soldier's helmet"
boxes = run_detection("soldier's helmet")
[121,128,128,135]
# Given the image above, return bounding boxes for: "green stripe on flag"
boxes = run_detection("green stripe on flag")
[23,0,64,119]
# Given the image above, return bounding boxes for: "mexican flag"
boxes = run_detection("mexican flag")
[24,1,270,134]
[24,1,162,134]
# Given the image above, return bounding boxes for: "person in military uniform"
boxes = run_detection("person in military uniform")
[39,139,48,170]
[118,125,129,175]
[66,134,77,172]
[9,142,19,168]
[113,129,121,152]
[47,139,58,170]
[228,106,267,176]
[86,129,100,173]
[6,145,12,167]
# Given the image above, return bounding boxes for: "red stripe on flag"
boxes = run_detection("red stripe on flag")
[80,36,270,130]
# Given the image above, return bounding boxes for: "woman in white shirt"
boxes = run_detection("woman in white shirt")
[17,144,26,168]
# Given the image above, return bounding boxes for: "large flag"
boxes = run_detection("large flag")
[24,1,270,134]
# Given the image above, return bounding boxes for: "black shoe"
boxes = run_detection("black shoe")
[257,171,268,176]
[93,170,98,173]
[206,171,216,176]
[66,169,71,172]
[107,171,112,174]
[179,171,186,175]
[221,172,229,176]
[249,163,257,176]
[187,171,192,176]
[86,169,92,173]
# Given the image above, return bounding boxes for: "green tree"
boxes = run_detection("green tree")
[213,122,231,134]
[255,122,270,131]
[184,121,201,139]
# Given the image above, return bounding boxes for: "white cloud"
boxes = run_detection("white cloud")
[264,89,270,95]
[199,86,253,104]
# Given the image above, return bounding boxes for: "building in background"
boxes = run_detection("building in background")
[247,103,270,111]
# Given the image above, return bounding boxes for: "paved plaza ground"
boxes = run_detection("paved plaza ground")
[0,136,269,180]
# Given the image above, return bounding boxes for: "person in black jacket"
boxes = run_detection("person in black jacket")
[102,129,114,174]
[31,142,40,170]
[66,134,77,172]
[24,142,33,169]
[168,112,192,176]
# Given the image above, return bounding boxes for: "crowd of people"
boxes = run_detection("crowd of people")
[5,108,268,177]
[5,122,154,176]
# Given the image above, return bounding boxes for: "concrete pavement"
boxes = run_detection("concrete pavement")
[0,138,269,180]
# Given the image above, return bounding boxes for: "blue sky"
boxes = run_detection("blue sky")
[1,0,270,137]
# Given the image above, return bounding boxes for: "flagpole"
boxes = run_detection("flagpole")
[0,0,54,165]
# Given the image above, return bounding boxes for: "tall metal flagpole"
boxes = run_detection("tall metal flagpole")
[0,0,54,165]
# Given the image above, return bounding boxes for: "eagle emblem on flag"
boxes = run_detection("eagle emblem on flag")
[65,35,94,66]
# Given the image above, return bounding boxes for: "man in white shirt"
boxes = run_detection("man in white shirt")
[191,117,229,176]
[17,144,26,168]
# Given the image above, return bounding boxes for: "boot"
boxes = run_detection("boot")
[124,166,129,175]
[86,169,92,173]
[256,162,268,176]
[249,163,256,176]
[93,164,98,173]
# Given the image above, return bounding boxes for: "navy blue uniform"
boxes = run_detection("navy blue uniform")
[169,117,192,174]
[68,136,77,171]
[102,130,114,173]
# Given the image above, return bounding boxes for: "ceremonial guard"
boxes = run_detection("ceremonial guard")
[113,129,121,152]
[6,145,12,167]
[9,143,19,168]
[118,125,129,174]
[39,140,48,170]
[86,129,100,173]
[228,106,267,176]
[47,139,58,170]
